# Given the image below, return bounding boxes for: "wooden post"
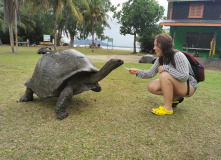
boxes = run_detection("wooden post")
[210,27,218,58]
[173,26,177,45]
[15,0,18,53]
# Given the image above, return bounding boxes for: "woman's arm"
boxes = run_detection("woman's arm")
[135,57,160,79]
[162,52,189,82]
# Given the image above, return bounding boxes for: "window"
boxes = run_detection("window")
[186,32,213,48]
[188,3,204,18]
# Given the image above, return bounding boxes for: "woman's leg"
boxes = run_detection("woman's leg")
[148,72,195,111]
[159,72,195,111]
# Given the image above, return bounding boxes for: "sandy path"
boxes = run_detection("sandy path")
[88,55,143,63]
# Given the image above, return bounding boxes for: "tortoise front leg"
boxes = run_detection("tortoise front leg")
[55,85,73,120]
[20,88,34,102]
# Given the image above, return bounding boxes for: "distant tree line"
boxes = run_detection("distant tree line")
[0,0,165,53]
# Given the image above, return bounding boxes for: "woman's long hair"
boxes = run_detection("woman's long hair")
[155,34,178,65]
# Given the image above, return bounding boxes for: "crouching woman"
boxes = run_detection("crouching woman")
[129,34,198,115]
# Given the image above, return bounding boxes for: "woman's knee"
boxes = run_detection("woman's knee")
[148,81,159,93]
[147,83,154,93]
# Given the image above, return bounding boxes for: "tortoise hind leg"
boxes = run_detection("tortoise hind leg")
[20,88,34,102]
[55,86,73,120]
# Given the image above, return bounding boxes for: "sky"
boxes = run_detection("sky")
[102,0,168,47]
[63,0,168,47]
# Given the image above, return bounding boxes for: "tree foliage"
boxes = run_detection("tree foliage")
[137,24,163,53]
[0,0,7,44]
[114,0,164,53]
[0,0,114,51]
[19,7,54,44]
[0,0,7,32]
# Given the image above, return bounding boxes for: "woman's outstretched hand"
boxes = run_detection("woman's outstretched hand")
[129,68,139,75]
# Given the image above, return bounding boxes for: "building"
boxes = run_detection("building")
[160,0,221,58]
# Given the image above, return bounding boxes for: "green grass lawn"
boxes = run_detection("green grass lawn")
[0,46,221,159]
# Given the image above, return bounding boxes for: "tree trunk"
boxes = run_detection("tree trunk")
[15,7,18,53]
[53,5,57,51]
[0,38,2,45]
[91,18,94,52]
[69,36,74,47]
[9,24,14,53]
[57,29,62,46]
[133,32,136,53]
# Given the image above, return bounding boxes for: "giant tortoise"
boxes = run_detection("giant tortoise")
[20,49,124,119]
[139,55,156,64]
[37,47,52,54]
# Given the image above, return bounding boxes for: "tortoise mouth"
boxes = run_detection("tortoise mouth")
[116,59,124,65]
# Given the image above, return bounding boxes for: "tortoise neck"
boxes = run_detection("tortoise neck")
[90,63,114,83]
[89,59,123,83]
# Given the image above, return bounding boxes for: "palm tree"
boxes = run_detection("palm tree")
[62,1,91,48]
[56,13,66,46]
[63,15,78,47]
[3,0,15,53]
[1,0,36,46]
[3,0,25,53]
[83,0,111,52]
[27,0,88,51]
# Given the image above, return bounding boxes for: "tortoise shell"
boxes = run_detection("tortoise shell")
[25,49,99,98]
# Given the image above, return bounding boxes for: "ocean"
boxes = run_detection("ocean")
[74,45,140,51]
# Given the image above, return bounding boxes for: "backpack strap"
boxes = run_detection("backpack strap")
[186,79,190,96]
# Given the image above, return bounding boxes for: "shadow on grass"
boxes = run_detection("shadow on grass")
[18,95,93,120]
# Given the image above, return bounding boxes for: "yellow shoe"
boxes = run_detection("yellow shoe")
[151,106,173,115]
[151,106,164,111]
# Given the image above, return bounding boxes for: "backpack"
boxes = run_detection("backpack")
[172,51,205,83]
